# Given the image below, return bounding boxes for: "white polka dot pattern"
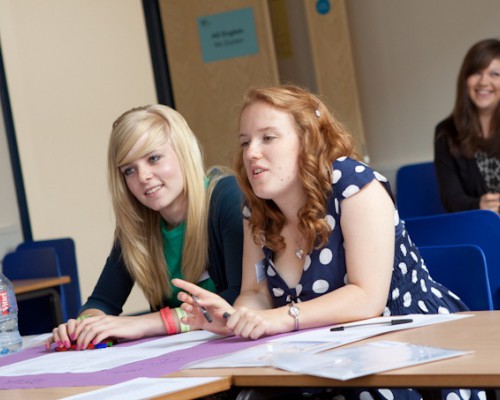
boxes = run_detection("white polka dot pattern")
[319,248,333,264]
[398,262,407,275]
[312,279,329,294]
[449,290,460,300]
[377,389,394,400]
[394,210,400,226]
[359,390,375,400]
[260,157,470,331]
[326,214,335,230]
[332,169,342,184]
[403,292,412,307]
[342,184,360,198]
[418,300,428,312]
[411,270,418,284]
[374,171,388,182]
[447,393,461,400]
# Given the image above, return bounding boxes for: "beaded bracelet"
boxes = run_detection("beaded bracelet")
[174,307,191,333]
[160,307,177,335]
[76,314,92,321]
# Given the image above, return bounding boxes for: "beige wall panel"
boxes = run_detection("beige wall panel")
[0,0,155,314]
[159,0,279,167]
[303,0,365,156]
[346,0,500,186]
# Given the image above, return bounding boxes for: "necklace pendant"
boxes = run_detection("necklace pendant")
[295,248,304,260]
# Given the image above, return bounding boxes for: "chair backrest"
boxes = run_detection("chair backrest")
[396,161,446,219]
[3,247,62,279]
[405,210,500,309]
[2,247,66,335]
[17,238,81,319]
[419,244,493,311]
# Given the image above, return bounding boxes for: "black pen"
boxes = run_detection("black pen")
[191,294,212,323]
[330,318,413,331]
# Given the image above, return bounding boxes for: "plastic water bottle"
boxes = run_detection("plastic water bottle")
[0,272,22,355]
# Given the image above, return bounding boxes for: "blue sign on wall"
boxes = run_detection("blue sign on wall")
[198,7,259,63]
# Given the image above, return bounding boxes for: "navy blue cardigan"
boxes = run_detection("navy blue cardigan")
[80,176,243,314]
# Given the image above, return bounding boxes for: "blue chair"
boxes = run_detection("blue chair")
[2,247,66,334]
[419,244,493,311]
[17,237,81,320]
[405,210,500,309]
[396,161,446,219]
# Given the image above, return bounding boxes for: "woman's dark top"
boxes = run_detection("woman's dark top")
[80,176,243,314]
[434,117,487,212]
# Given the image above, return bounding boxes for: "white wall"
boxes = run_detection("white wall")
[346,0,500,187]
[0,0,156,314]
[0,111,22,263]
[2,0,500,316]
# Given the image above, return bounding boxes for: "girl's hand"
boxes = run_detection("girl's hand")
[479,192,500,213]
[225,307,293,340]
[46,318,80,350]
[46,312,164,351]
[172,278,234,335]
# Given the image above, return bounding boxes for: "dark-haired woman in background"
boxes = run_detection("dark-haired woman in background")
[435,38,500,213]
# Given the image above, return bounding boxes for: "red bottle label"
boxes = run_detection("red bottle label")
[0,290,10,315]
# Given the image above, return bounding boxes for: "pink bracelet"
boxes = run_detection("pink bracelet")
[160,307,177,335]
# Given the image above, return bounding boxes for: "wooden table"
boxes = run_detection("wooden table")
[173,311,500,389]
[1,311,499,399]
[4,377,232,400]
[13,276,71,295]
[12,276,71,326]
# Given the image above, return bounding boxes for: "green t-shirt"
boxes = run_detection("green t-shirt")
[161,218,216,308]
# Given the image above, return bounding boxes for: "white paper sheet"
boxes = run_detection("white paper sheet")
[21,333,52,349]
[272,313,470,344]
[184,341,337,369]
[271,340,470,380]
[186,313,470,369]
[0,330,221,376]
[59,377,225,400]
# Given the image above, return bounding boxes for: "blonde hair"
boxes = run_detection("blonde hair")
[233,85,359,253]
[108,105,209,309]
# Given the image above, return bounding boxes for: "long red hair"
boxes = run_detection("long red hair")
[233,85,359,253]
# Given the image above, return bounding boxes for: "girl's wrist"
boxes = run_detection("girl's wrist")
[77,314,92,321]
[160,307,178,335]
[159,307,191,335]
[174,307,190,333]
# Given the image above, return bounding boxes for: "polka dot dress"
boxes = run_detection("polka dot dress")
[263,157,468,315]
[250,157,485,400]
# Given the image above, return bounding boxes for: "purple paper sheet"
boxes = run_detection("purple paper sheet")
[0,333,282,389]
